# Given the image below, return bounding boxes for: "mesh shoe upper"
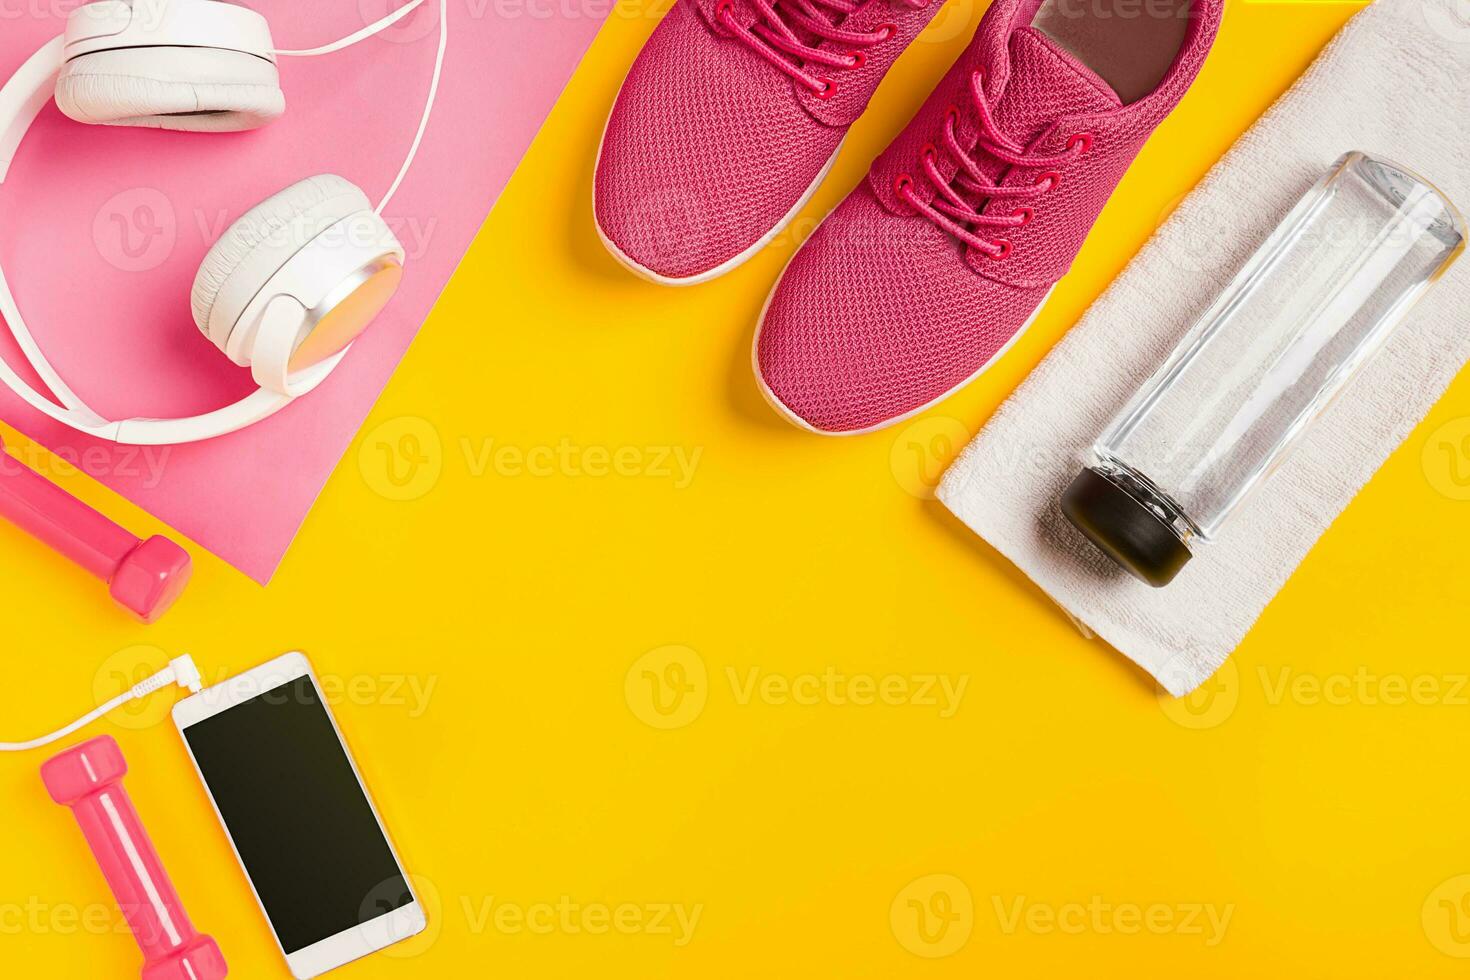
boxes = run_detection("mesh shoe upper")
[757,0,1223,432]
[594,0,942,281]
[759,185,1054,432]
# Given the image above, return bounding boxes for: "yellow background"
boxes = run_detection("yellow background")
[4,0,1470,976]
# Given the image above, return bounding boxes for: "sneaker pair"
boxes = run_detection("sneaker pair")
[595,0,1223,434]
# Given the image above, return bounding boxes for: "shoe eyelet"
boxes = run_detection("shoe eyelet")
[812,78,837,99]
[1036,170,1062,192]
[1066,132,1094,154]
[716,0,734,19]
[1011,206,1033,227]
[846,50,866,69]
[893,172,915,197]
[989,239,1014,261]
[920,141,938,164]
[875,22,896,41]
[944,104,961,128]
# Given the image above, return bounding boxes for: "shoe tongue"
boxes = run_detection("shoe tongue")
[991,27,1122,149]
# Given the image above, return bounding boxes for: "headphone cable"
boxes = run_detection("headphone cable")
[268,0,448,214]
[270,0,430,57]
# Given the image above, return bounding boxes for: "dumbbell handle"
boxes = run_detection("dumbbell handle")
[67,782,200,958]
[0,440,139,579]
[0,433,190,621]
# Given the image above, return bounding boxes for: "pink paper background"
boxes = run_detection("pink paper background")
[0,1,607,582]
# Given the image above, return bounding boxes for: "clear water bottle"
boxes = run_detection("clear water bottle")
[1063,152,1465,586]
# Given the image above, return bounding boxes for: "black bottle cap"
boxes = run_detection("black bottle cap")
[1060,467,1192,588]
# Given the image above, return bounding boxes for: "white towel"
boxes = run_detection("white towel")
[937,0,1470,696]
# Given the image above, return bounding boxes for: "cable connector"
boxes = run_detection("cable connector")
[167,654,204,695]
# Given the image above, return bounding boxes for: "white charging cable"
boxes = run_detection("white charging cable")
[0,655,203,752]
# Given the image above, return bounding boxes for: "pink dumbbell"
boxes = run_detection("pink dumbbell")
[42,736,227,980]
[0,432,190,622]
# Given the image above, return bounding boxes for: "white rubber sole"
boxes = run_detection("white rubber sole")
[751,241,1058,436]
[591,77,847,286]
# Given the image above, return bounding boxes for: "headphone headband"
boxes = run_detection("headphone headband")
[0,36,62,185]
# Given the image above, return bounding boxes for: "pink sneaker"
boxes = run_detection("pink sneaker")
[595,0,943,285]
[755,0,1223,433]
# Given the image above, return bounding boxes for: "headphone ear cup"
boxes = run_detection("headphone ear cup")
[55,47,285,132]
[192,175,373,347]
[193,175,406,395]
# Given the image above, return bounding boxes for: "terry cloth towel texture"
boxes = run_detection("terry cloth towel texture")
[937,0,1470,696]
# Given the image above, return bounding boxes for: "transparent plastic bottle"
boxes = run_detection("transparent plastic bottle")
[1062,152,1465,586]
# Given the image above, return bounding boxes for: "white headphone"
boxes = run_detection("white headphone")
[0,0,448,445]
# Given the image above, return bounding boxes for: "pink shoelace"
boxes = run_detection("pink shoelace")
[715,0,927,98]
[894,69,1092,260]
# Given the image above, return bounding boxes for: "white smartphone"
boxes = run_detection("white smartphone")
[173,652,426,978]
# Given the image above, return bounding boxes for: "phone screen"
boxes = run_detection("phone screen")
[181,675,412,954]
